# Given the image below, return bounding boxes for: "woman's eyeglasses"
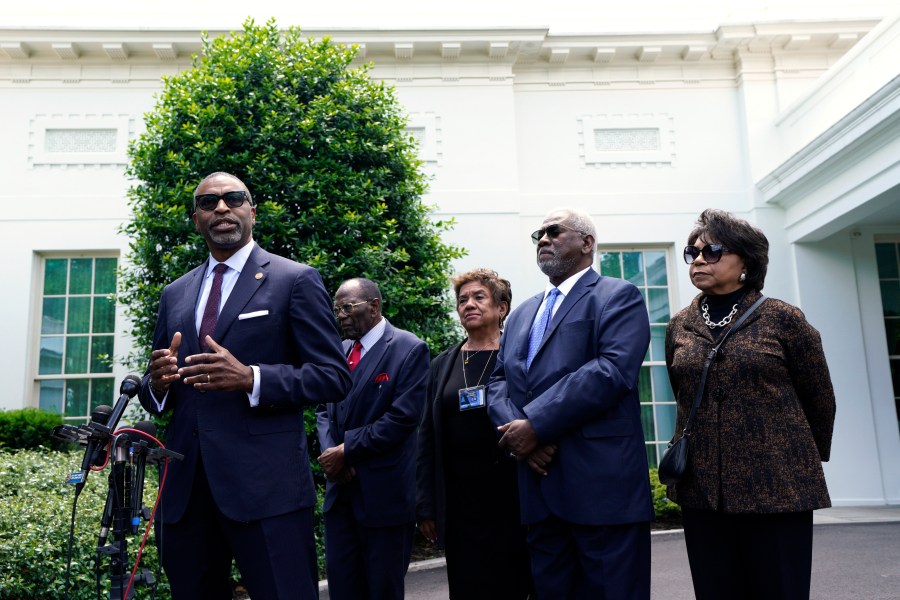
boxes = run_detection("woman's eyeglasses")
[194,191,251,211]
[683,244,732,264]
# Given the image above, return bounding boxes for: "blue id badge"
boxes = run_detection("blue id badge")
[458,385,486,411]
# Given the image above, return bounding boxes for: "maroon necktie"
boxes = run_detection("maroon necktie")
[199,263,228,353]
[347,341,363,373]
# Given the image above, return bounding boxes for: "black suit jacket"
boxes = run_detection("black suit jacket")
[317,321,429,527]
[139,244,351,523]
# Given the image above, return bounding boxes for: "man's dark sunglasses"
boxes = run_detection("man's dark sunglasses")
[194,191,251,212]
[683,243,732,264]
[531,224,586,245]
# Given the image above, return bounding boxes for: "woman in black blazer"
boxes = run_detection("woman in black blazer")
[416,268,532,599]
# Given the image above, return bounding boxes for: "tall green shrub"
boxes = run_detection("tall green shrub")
[120,18,464,371]
[0,408,66,451]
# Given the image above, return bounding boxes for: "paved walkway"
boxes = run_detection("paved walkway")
[318,505,900,599]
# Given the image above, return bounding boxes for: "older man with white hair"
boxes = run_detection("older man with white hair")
[488,207,653,599]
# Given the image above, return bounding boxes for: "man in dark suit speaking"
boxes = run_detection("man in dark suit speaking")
[488,208,653,599]
[138,171,351,599]
[316,277,429,600]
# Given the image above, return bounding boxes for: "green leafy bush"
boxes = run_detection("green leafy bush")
[0,409,66,451]
[649,468,682,521]
[0,448,169,599]
[120,18,464,372]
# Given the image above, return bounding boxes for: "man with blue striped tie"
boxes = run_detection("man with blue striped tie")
[488,208,653,600]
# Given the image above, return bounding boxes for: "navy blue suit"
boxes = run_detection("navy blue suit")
[139,244,350,599]
[488,269,653,599]
[316,320,429,599]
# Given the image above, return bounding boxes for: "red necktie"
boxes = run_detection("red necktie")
[347,341,363,373]
[199,263,228,353]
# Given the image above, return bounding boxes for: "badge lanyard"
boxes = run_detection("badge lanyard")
[458,348,494,411]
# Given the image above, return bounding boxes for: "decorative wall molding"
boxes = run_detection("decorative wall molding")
[0,20,876,88]
[578,113,675,167]
[405,112,441,164]
[29,114,133,167]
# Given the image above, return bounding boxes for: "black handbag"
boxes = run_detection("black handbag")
[658,295,767,486]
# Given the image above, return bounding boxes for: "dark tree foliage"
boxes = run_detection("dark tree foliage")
[120,19,464,371]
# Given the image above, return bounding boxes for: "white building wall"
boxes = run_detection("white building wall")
[2,15,898,504]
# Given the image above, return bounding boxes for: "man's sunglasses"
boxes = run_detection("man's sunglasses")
[194,191,251,212]
[531,224,586,245]
[683,243,732,265]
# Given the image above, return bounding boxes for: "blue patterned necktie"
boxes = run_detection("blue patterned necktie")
[526,288,560,371]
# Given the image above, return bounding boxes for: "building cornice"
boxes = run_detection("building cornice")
[0,20,878,67]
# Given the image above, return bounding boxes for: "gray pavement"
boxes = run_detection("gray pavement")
[319,506,900,599]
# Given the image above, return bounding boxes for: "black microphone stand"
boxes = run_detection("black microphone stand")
[52,376,182,600]
[96,430,183,599]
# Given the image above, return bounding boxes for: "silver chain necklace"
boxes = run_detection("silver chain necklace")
[701,302,739,329]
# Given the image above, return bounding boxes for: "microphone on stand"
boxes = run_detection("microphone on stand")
[129,421,157,533]
[65,405,114,492]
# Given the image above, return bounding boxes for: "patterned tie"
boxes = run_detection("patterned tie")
[198,263,228,353]
[347,341,363,373]
[526,288,560,371]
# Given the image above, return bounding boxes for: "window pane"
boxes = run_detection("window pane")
[641,404,655,442]
[599,246,673,449]
[67,297,91,333]
[91,336,114,373]
[39,336,63,374]
[599,252,622,278]
[886,319,900,356]
[649,324,666,362]
[656,403,676,442]
[44,259,68,295]
[647,288,670,324]
[880,280,900,317]
[39,380,64,414]
[891,359,900,397]
[646,445,658,469]
[623,252,644,286]
[875,243,899,278]
[645,251,667,286]
[69,258,93,294]
[94,258,117,294]
[90,378,115,413]
[41,298,65,334]
[65,379,89,418]
[652,366,674,403]
[93,296,115,333]
[638,366,652,403]
[65,335,89,374]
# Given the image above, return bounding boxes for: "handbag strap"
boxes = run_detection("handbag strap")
[681,294,767,437]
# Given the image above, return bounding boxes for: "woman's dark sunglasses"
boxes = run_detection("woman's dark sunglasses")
[531,224,586,245]
[683,243,731,264]
[194,191,250,211]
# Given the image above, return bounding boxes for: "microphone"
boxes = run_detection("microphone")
[98,430,134,547]
[129,421,158,533]
[105,374,142,435]
[78,405,113,474]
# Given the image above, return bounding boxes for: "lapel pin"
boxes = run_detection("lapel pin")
[255,272,264,280]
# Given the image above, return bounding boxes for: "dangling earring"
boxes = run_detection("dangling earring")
[739,272,747,283]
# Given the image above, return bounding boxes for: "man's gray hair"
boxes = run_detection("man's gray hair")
[552,207,597,257]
